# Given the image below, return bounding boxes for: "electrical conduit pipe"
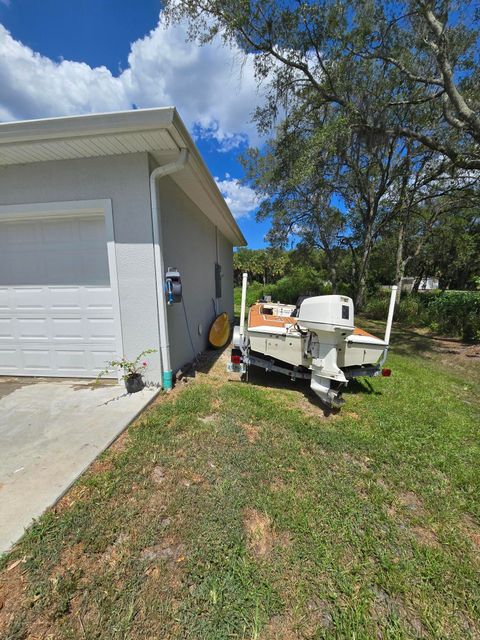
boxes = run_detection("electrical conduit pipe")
[150,148,189,390]
[384,285,398,345]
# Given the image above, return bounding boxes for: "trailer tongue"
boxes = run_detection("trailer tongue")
[228,274,397,408]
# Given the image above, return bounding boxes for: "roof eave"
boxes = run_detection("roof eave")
[0,107,176,145]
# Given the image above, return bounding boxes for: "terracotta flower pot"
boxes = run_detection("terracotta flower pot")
[124,373,145,394]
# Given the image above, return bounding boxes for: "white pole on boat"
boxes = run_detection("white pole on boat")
[384,285,398,345]
[239,272,248,337]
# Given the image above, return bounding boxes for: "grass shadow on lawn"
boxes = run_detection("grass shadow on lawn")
[243,365,339,417]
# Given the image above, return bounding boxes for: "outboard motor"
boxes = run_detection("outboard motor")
[297,295,354,407]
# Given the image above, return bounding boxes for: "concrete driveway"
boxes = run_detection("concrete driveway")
[0,377,159,554]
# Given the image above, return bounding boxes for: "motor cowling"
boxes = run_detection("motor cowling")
[297,295,354,333]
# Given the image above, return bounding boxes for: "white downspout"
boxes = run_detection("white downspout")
[150,148,189,390]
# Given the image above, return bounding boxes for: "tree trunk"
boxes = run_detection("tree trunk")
[355,217,377,310]
[331,264,338,294]
[355,242,371,309]
[412,269,424,293]
[326,253,338,294]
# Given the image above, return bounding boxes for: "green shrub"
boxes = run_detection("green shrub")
[265,268,330,304]
[365,290,480,342]
[364,294,390,320]
[397,295,423,325]
[364,292,421,325]
[422,290,480,342]
[234,281,265,311]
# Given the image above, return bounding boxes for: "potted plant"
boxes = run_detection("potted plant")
[97,349,157,393]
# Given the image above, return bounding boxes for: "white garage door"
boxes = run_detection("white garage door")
[0,214,117,378]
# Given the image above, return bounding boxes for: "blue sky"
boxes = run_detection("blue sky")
[0,0,270,247]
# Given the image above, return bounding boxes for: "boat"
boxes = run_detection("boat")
[228,273,396,408]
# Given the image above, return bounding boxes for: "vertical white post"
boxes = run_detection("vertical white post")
[384,285,398,344]
[239,272,248,336]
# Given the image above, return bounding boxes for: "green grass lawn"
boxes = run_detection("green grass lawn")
[1,323,479,639]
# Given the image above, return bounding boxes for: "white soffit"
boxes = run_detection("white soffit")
[0,129,178,165]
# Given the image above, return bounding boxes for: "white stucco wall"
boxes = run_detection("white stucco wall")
[0,153,235,381]
[0,153,162,381]
[158,176,234,372]
[217,228,234,321]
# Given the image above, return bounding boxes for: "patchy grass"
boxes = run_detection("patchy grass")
[1,327,479,639]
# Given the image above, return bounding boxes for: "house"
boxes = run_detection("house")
[400,276,439,292]
[419,277,439,291]
[0,108,246,387]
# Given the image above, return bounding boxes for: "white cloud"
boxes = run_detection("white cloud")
[215,174,261,219]
[0,12,264,148]
[0,25,127,120]
[0,0,10,7]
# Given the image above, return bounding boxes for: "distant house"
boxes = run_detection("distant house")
[419,277,439,290]
[0,108,246,386]
[400,276,439,292]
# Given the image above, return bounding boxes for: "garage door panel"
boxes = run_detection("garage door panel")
[0,348,17,370]
[17,317,49,341]
[0,318,14,341]
[0,214,118,378]
[0,343,116,376]
[51,317,84,341]
[87,317,116,341]
[2,286,114,315]
[0,288,8,311]
[84,286,114,310]
[49,287,83,311]
[1,287,45,312]
[21,348,52,371]
[56,349,94,372]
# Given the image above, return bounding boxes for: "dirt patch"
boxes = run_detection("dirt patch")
[0,561,28,637]
[342,452,371,473]
[242,422,260,443]
[270,478,287,493]
[0,544,97,639]
[140,541,185,564]
[72,379,116,391]
[303,597,333,635]
[462,513,480,550]
[371,586,427,637]
[345,411,360,420]
[151,465,167,484]
[431,338,480,383]
[262,598,332,639]
[263,614,298,640]
[180,472,206,487]
[465,345,480,358]
[397,491,425,515]
[0,377,38,400]
[243,509,279,558]
[199,414,217,424]
[100,533,130,567]
[295,395,332,418]
[411,525,439,548]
